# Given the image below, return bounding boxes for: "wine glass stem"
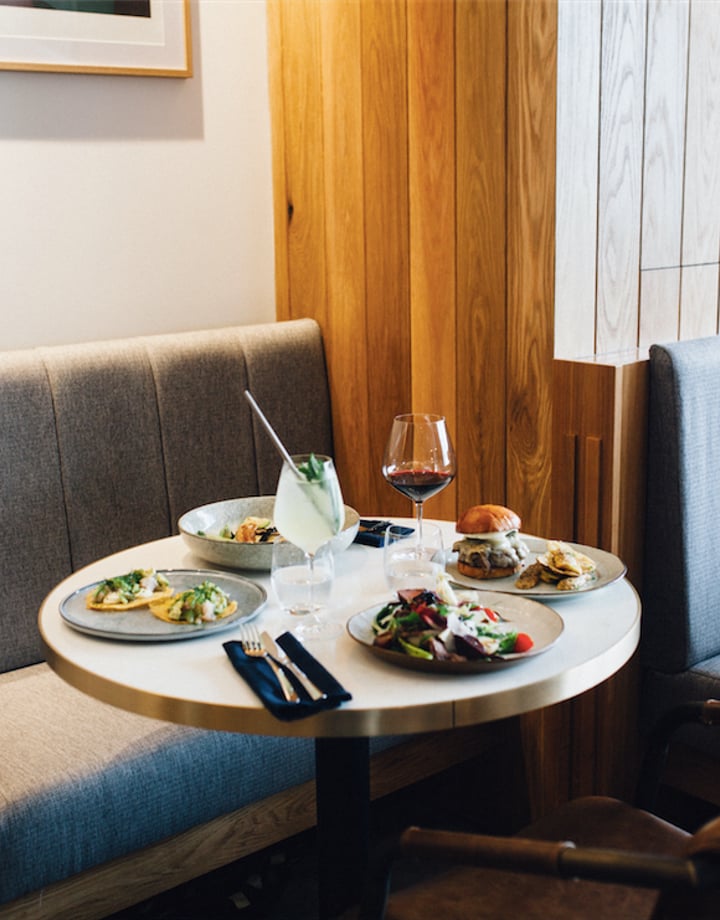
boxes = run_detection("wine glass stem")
[306,551,315,612]
[415,500,424,548]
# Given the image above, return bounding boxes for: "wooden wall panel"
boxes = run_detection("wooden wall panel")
[596,0,646,355]
[639,268,680,347]
[554,0,600,361]
[318,2,372,514]
[683,0,720,267]
[455,0,507,511]
[681,263,720,338]
[277,0,327,328]
[641,0,688,271]
[362,0,411,517]
[506,0,557,536]
[556,0,720,358]
[269,0,554,528]
[406,0,457,521]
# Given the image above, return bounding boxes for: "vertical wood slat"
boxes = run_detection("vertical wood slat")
[640,0,689,271]
[407,0,457,521]
[506,0,557,537]
[554,0,600,361]
[596,0,646,355]
[362,0,411,518]
[520,702,572,818]
[455,0,507,513]
[639,267,680,347]
[318,1,373,514]
[580,435,602,547]
[682,0,720,344]
[680,263,720,339]
[610,358,649,585]
[682,0,720,268]
[277,0,327,327]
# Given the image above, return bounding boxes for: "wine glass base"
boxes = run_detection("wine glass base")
[292,617,342,640]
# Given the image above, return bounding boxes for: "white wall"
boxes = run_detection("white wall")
[0,0,276,351]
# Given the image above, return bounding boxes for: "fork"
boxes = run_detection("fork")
[238,625,299,703]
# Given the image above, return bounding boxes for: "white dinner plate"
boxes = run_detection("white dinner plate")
[445,536,626,599]
[60,569,266,641]
[346,591,564,673]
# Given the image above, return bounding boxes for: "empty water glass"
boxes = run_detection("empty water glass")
[383,523,444,592]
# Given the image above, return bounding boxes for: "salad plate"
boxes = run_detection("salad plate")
[445,536,626,599]
[346,590,564,673]
[60,569,266,641]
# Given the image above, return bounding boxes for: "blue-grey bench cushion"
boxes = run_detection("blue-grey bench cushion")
[0,663,400,906]
[642,335,720,674]
[0,664,315,905]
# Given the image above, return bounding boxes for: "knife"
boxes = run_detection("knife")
[260,631,327,701]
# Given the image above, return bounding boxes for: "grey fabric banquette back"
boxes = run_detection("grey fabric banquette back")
[0,319,333,673]
[642,334,720,757]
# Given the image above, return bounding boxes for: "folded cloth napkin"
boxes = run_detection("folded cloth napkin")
[354,519,414,547]
[223,631,352,722]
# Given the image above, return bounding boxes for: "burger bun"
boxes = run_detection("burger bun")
[456,504,521,537]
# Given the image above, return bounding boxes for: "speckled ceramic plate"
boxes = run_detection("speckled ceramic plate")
[446,536,626,599]
[178,496,360,571]
[60,569,266,641]
[347,590,564,673]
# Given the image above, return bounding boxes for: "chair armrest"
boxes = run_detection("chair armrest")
[635,700,720,811]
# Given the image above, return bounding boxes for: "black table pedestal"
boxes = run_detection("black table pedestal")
[315,736,371,919]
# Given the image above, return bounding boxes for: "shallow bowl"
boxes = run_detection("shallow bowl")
[179,496,360,571]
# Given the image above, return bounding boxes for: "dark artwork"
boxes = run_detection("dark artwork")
[0,1,151,17]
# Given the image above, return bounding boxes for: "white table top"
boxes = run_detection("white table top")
[39,521,641,740]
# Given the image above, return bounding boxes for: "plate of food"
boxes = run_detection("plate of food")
[346,586,564,673]
[60,568,266,641]
[178,496,360,571]
[446,504,626,598]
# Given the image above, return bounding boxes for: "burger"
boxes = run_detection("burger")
[452,504,529,579]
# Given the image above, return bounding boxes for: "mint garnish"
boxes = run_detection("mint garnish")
[298,453,324,482]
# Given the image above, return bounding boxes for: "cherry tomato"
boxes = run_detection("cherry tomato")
[472,605,500,622]
[513,632,534,653]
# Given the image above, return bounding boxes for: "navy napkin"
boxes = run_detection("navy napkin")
[354,519,414,547]
[223,631,352,722]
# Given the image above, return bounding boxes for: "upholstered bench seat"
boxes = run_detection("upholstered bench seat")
[0,664,317,905]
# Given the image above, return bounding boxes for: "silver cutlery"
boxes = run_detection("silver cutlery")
[260,631,327,702]
[238,625,299,703]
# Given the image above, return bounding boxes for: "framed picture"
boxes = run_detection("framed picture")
[0,0,191,77]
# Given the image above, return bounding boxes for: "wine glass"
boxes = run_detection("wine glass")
[382,413,456,547]
[273,453,345,638]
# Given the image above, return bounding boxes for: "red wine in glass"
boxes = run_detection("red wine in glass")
[385,469,454,503]
[382,414,456,545]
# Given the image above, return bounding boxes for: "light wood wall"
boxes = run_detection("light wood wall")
[555,0,720,360]
[267,0,556,537]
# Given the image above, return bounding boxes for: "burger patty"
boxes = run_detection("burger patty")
[452,539,527,574]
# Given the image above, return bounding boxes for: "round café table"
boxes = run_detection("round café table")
[39,520,640,918]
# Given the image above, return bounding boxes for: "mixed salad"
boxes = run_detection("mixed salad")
[371,582,533,662]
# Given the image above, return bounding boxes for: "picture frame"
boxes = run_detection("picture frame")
[0,0,191,77]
